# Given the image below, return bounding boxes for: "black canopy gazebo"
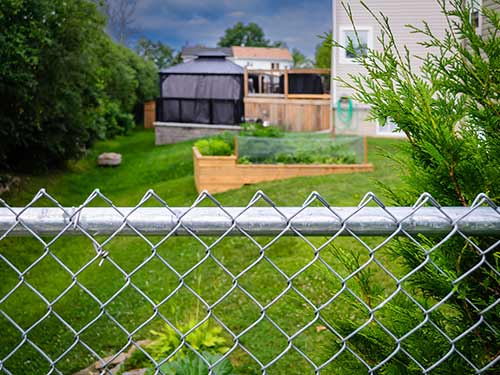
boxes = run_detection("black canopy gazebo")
[156,52,245,125]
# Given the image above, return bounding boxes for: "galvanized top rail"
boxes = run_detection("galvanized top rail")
[1,207,499,237]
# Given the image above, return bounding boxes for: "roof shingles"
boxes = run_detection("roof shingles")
[231,46,293,61]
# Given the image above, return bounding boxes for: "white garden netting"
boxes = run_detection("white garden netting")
[237,134,365,164]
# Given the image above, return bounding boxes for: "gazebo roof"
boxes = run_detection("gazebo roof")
[160,53,244,75]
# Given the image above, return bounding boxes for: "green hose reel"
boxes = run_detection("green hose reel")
[337,96,355,129]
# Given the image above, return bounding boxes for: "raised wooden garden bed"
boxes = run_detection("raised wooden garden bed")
[193,147,374,193]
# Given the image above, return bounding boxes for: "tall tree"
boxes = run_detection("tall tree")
[271,40,288,48]
[100,0,138,45]
[292,48,313,68]
[325,1,500,372]
[0,0,104,170]
[315,31,332,68]
[135,38,179,70]
[218,22,270,47]
[0,0,156,171]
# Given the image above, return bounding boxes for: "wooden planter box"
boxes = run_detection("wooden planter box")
[193,147,374,193]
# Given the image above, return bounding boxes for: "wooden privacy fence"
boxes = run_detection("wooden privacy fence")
[243,68,332,132]
[144,100,156,129]
[244,96,331,132]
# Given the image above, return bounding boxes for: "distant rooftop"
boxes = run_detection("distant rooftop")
[160,54,244,75]
[181,45,293,62]
[196,51,229,58]
[231,46,293,61]
[181,46,233,58]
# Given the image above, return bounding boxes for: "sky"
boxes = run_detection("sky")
[132,0,332,58]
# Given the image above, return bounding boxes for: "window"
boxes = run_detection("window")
[339,26,373,64]
[470,0,482,34]
[271,63,280,70]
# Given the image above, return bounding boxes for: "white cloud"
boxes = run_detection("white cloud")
[187,16,210,25]
[228,11,245,18]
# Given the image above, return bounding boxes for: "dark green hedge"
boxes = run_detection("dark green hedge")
[0,0,158,171]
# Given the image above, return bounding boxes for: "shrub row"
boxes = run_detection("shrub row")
[0,0,158,171]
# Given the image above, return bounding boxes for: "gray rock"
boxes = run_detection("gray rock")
[71,364,98,375]
[73,340,152,375]
[122,369,147,375]
[127,339,152,356]
[97,153,122,166]
[94,352,129,370]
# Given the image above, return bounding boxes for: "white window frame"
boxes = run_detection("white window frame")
[376,118,406,138]
[339,26,373,65]
[470,0,482,35]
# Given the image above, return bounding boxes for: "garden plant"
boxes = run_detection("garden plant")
[194,123,363,165]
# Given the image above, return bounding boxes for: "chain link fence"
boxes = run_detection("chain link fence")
[0,190,498,374]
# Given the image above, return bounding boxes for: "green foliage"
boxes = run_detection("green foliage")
[135,37,180,70]
[292,48,313,68]
[218,22,270,47]
[334,0,500,205]
[325,0,500,372]
[147,352,235,375]
[0,0,157,172]
[148,319,230,362]
[237,134,360,165]
[195,124,359,165]
[93,99,135,139]
[315,32,332,68]
[270,40,288,48]
[239,122,284,138]
[194,139,233,156]
[273,152,356,165]
[123,348,150,372]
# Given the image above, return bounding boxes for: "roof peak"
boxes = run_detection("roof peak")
[232,46,289,50]
[196,51,228,58]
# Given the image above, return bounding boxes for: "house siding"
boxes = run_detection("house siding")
[332,0,448,136]
[483,0,500,38]
[230,58,293,70]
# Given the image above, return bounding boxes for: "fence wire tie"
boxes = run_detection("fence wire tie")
[70,205,83,230]
[69,206,107,265]
[91,239,108,266]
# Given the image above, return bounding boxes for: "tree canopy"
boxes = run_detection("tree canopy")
[96,0,138,45]
[315,32,332,68]
[135,38,181,70]
[0,0,157,171]
[218,22,270,47]
[292,48,313,68]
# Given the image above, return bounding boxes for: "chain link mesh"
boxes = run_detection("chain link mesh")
[0,189,498,374]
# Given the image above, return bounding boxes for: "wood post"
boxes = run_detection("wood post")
[258,74,262,94]
[244,67,249,97]
[284,68,289,99]
[363,136,368,164]
[331,105,335,139]
[234,136,239,157]
[144,100,156,129]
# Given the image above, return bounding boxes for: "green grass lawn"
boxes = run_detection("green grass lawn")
[0,129,406,374]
